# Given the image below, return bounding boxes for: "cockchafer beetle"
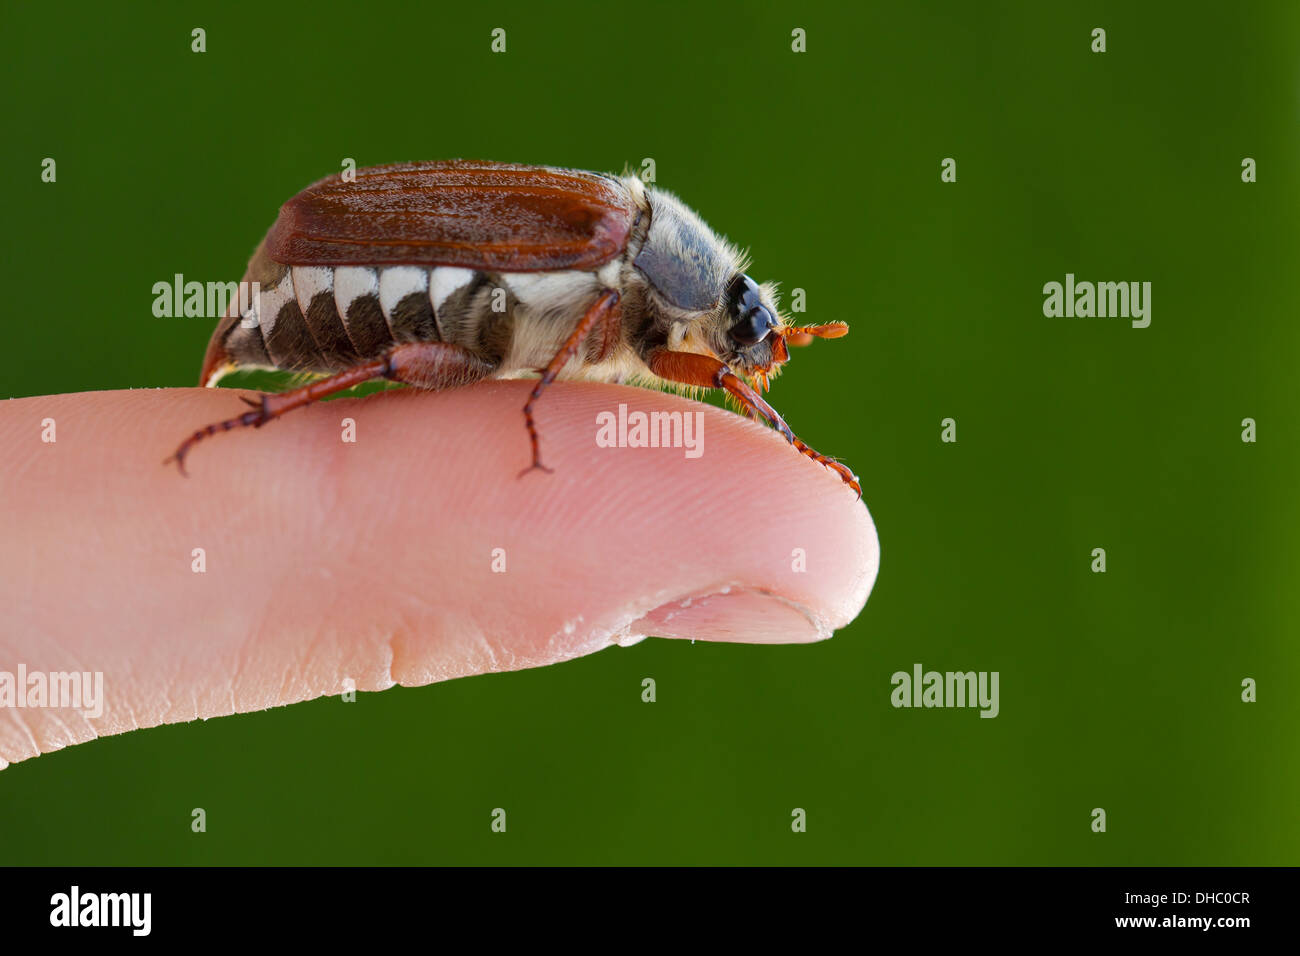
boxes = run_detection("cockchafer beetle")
[170,160,857,493]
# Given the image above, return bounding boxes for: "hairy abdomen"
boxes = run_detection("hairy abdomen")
[203,245,625,386]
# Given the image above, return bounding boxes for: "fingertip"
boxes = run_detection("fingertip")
[0,382,878,768]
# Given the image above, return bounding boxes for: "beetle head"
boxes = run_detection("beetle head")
[716,273,848,391]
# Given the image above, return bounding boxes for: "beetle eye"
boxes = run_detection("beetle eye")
[725,273,774,347]
[732,307,773,346]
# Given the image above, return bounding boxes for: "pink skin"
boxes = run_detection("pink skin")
[0,382,879,770]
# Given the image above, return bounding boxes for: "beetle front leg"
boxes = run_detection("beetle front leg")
[647,349,861,496]
[520,289,621,477]
[166,342,496,475]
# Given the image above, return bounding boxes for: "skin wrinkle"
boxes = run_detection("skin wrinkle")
[230,526,322,700]
[378,633,396,690]
[70,711,101,746]
[292,607,330,698]
[279,567,346,700]
[109,671,144,736]
[41,709,77,751]
[0,384,877,769]
[4,709,41,761]
[476,631,503,674]
[272,651,299,712]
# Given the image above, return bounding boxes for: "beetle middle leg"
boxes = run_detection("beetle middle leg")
[519,289,621,477]
[648,349,861,496]
[166,342,496,474]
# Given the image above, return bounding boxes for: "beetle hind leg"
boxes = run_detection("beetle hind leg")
[167,342,496,475]
[164,402,274,476]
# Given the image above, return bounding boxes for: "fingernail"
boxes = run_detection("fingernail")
[630,588,829,645]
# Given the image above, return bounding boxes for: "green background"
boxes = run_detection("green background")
[2,0,1296,864]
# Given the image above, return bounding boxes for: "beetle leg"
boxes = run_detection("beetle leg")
[647,349,861,497]
[166,342,495,475]
[520,289,621,477]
